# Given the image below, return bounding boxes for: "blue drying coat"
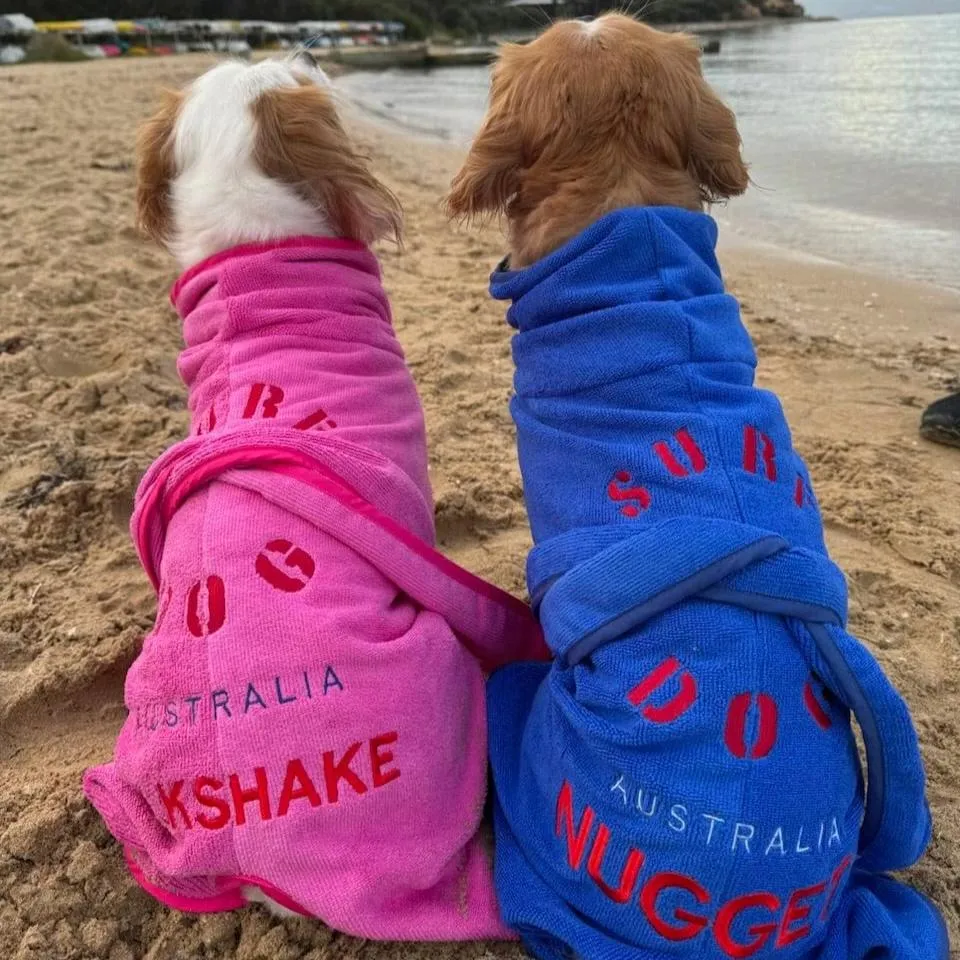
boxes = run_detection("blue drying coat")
[487,208,947,960]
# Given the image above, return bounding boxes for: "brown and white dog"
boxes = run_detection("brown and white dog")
[137,54,401,268]
[83,56,545,937]
[447,13,749,266]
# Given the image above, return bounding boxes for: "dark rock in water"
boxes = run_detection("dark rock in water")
[738,0,806,17]
[702,38,722,54]
[754,0,806,17]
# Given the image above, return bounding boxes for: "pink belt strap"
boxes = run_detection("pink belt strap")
[135,427,544,670]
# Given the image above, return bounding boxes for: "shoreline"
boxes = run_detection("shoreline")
[349,104,960,350]
[311,16,830,70]
[333,73,960,299]
[716,222,960,308]
[0,54,958,959]
[657,14,838,32]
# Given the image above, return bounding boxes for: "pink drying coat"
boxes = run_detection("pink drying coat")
[83,238,546,940]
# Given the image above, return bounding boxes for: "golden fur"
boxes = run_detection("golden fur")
[447,14,749,266]
[252,82,403,248]
[135,89,182,243]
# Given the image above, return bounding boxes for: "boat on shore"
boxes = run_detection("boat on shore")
[319,26,742,72]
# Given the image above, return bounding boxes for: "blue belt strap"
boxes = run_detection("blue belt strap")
[532,516,932,878]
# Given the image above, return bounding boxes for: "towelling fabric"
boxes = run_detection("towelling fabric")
[83,237,546,940]
[486,209,948,960]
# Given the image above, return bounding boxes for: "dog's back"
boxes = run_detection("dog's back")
[486,208,945,959]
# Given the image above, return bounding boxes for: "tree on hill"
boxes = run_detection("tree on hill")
[14,0,799,32]
[16,0,524,33]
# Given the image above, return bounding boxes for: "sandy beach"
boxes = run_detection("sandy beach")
[1,54,958,959]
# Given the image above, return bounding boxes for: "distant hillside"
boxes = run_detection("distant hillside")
[13,0,805,38]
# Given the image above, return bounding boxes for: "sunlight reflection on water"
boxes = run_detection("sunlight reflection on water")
[338,15,960,288]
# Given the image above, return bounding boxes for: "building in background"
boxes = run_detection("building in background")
[0,14,405,61]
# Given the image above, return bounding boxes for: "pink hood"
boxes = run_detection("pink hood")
[83,238,545,940]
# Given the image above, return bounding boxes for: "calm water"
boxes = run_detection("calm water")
[805,0,960,17]
[338,15,960,289]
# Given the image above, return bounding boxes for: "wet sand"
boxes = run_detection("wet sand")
[1,54,958,959]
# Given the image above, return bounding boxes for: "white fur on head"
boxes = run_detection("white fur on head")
[136,56,400,270]
[168,58,334,269]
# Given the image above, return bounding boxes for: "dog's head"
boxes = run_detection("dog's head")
[137,55,402,269]
[447,14,748,266]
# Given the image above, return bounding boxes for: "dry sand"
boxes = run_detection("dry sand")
[1,54,959,960]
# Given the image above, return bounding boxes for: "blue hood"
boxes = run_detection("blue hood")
[494,206,826,568]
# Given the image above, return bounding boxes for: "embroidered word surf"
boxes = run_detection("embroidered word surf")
[558,780,852,959]
[158,732,399,832]
[133,667,343,734]
[609,775,844,858]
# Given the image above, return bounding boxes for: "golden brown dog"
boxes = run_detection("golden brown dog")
[447,13,749,267]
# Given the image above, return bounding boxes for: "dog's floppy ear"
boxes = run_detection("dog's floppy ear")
[253,82,403,246]
[446,112,523,221]
[136,89,182,243]
[446,46,528,221]
[687,65,749,203]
